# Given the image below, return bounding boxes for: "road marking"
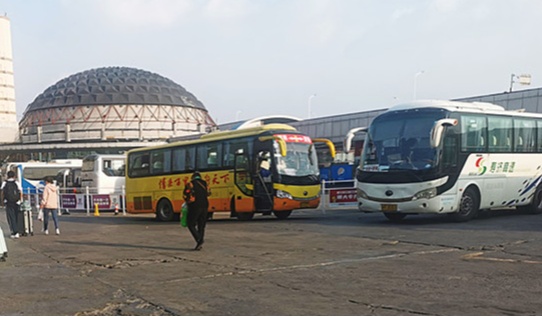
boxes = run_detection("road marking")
[462,252,542,264]
[168,248,459,283]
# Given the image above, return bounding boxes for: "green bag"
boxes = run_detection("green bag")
[180,203,188,227]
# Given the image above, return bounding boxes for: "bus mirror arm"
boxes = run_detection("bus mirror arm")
[430,119,457,148]
[343,127,367,154]
[312,138,336,159]
[258,136,287,156]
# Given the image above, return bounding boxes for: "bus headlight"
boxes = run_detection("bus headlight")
[357,188,368,199]
[276,189,293,200]
[413,188,437,200]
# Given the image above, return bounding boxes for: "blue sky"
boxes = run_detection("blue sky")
[1,0,541,124]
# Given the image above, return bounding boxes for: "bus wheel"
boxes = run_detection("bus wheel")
[451,187,479,222]
[273,210,292,220]
[156,199,174,222]
[519,185,542,214]
[237,212,254,221]
[384,212,406,222]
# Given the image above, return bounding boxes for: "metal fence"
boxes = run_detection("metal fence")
[23,186,127,216]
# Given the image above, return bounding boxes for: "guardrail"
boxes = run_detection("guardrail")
[23,186,127,216]
[320,179,358,212]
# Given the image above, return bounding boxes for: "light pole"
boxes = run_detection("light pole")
[235,110,242,121]
[413,70,424,100]
[308,94,317,119]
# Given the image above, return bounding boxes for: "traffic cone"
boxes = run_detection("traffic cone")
[114,203,119,215]
[94,203,100,216]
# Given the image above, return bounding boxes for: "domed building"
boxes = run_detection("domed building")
[2,66,217,161]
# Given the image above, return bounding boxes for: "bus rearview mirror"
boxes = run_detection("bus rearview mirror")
[430,119,457,148]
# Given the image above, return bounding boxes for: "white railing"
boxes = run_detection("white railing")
[320,179,358,212]
[23,186,127,216]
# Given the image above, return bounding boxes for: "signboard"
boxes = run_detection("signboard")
[59,194,122,210]
[60,194,86,209]
[328,189,357,206]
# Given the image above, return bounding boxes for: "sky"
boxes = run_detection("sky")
[1,0,541,124]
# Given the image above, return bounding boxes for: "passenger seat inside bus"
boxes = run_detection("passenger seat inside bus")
[152,161,163,173]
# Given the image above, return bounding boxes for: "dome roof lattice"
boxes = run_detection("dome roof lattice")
[25,66,205,113]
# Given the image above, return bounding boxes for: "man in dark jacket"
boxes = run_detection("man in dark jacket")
[183,171,209,251]
[1,171,22,239]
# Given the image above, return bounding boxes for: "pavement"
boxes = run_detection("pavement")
[2,205,542,316]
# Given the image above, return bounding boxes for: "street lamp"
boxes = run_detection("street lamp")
[413,70,424,100]
[235,110,242,121]
[308,94,317,119]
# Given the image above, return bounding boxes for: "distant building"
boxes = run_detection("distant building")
[0,16,18,144]
[455,87,542,112]
[0,66,216,161]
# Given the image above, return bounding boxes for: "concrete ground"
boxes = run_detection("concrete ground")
[1,206,542,315]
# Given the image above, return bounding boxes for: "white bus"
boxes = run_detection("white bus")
[1,160,82,195]
[80,154,125,194]
[357,100,542,222]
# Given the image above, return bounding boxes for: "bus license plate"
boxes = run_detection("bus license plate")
[300,202,310,208]
[381,204,397,212]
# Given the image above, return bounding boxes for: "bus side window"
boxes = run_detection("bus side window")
[514,119,536,153]
[442,134,458,168]
[103,160,115,176]
[461,115,486,152]
[186,147,196,171]
[151,150,166,175]
[129,153,150,177]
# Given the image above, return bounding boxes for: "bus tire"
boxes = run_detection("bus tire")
[273,210,292,220]
[156,199,174,222]
[519,185,542,214]
[237,212,254,221]
[451,187,479,222]
[384,212,407,222]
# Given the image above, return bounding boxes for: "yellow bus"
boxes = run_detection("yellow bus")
[125,124,333,221]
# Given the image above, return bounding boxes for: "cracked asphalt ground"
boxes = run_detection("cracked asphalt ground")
[1,207,542,316]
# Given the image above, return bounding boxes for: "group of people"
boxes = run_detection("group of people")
[2,170,210,253]
[1,171,61,238]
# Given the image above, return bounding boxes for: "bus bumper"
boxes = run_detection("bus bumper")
[357,195,456,214]
[274,197,320,211]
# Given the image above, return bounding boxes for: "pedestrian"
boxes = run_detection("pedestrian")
[39,176,60,235]
[1,170,22,239]
[183,171,210,251]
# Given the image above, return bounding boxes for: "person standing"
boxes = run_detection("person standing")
[39,176,60,235]
[183,171,209,251]
[1,170,22,239]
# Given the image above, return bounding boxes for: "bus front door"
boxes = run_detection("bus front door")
[254,151,273,212]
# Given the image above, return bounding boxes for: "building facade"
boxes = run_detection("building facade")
[0,66,217,161]
[0,16,18,144]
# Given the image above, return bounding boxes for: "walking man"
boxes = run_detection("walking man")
[1,171,22,239]
[183,171,209,251]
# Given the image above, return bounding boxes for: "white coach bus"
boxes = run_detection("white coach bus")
[80,154,125,194]
[1,160,82,194]
[356,100,542,222]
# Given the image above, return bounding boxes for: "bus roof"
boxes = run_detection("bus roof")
[3,160,82,168]
[389,100,506,113]
[386,100,542,119]
[127,123,299,154]
[200,123,297,140]
[83,154,125,161]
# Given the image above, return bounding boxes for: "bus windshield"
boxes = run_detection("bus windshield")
[362,110,446,171]
[103,158,125,177]
[82,156,125,176]
[274,141,319,177]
